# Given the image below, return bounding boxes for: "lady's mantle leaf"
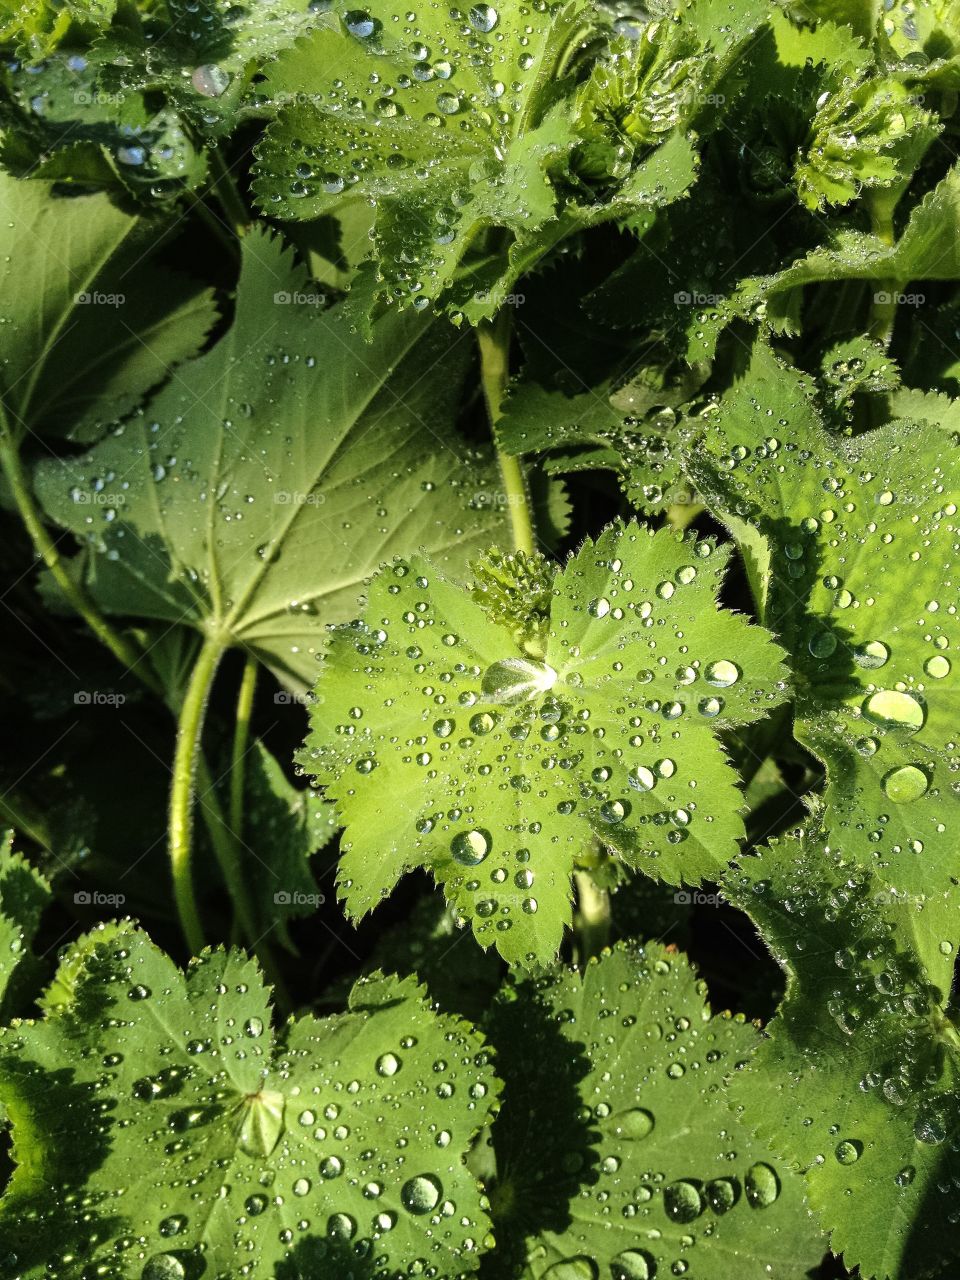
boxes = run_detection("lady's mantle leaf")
[486,941,825,1279]
[0,925,499,1279]
[304,522,788,965]
[0,833,50,1015]
[35,228,509,691]
[726,827,960,1280]
[684,340,960,913]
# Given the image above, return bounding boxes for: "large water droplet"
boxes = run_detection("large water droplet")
[468,3,499,31]
[835,1139,862,1164]
[142,1256,186,1280]
[191,63,230,97]
[663,1179,703,1222]
[862,689,925,733]
[745,1162,780,1207]
[705,660,740,687]
[401,1173,442,1214]
[451,829,491,865]
[613,1107,654,1140]
[610,1250,654,1280]
[882,764,929,804]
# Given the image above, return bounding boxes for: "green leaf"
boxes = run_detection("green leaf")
[726,825,960,1280]
[0,923,499,1278]
[239,740,336,938]
[34,228,511,691]
[684,339,960,910]
[0,0,115,58]
[486,940,825,1279]
[303,521,789,965]
[495,366,705,513]
[0,833,51,1014]
[0,173,217,443]
[685,161,960,362]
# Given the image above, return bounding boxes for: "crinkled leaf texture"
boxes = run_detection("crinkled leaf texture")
[34,227,509,691]
[726,825,960,1280]
[486,940,825,1279]
[304,521,788,965]
[251,0,703,319]
[0,923,499,1279]
[684,340,960,913]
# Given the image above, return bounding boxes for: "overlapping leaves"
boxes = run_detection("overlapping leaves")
[304,521,788,964]
[35,228,510,690]
[684,340,960,913]
[0,924,499,1279]
[727,825,959,1280]
[487,941,825,1278]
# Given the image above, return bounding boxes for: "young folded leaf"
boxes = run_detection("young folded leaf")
[303,521,789,965]
[0,924,499,1279]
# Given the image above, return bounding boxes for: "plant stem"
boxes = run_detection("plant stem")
[574,868,611,965]
[477,311,536,556]
[230,654,258,840]
[169,634,225,953]
[867,194,900,346]
[208,144,250,238]
[0,417,162,695]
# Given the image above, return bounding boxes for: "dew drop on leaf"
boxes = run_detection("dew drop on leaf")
[451,829,491,865]
[745,1161,780,1207]
[861,689,925,733]
[400,1172,443,1214]
[881,764,929,804]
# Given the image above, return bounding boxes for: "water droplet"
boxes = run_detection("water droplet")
[925,655,951,678]
[345,9,380,37]
[705,660,740,687]
[628,766,656,792]
[704,1178,737,1214]
[663,1180,703,1222]
[191,63,230,97]
[451,829,491,865]
[401,1173,442,1214]
[142,1256,185,1280]
[882,764,929,804]
[588,597,611,618]
[835,1139,862,1164]
[855,640,890,669]
[613,1108,654,1140]
[376,1052,401,1077]
[610,1250,654,1280]
[468,3,499,31]
[745,1162,779,1207]
[862,689,925,733]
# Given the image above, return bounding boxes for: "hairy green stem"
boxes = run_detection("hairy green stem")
[208,144,250,238]
[0,418,162,694]
[230,655,258,840]
[867,195,900,346]
[574,868,611,965]
[478,311,536,556]
[169,634,225,953]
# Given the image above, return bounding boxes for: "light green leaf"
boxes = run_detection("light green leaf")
[35,228,510,691]
[0,924,499,1278]
[303,521,788,965]
[486,940,825,1280]
[0,172,216,443]
[0,833,50,1014]
[684,340,960,910]
[726,825,960,1280]
[495,365,704,513]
